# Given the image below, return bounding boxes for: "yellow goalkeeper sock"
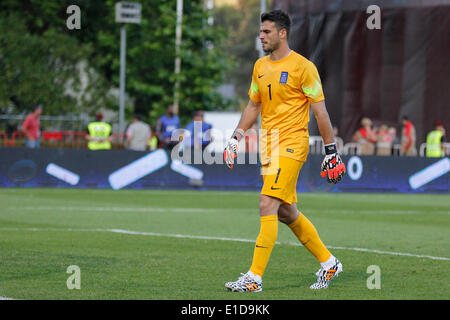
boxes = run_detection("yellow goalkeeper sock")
[249,215,278,277]
[288,212,331,263]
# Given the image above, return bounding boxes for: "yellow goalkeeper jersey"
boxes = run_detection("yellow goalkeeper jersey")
[248,50,325,164]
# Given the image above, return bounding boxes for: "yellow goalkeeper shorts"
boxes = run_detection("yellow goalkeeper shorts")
[261,156,303,205]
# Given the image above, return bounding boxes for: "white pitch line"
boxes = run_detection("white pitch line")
[1,227,449,261]
[0,296,15,300]
[12,206,450,215]
[16,206,233,213]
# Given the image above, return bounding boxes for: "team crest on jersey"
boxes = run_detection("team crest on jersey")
[280,71,288,84]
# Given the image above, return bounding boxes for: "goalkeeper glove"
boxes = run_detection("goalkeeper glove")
[224,129,244,169]
[321,143,346,184]
[224,138,239,169]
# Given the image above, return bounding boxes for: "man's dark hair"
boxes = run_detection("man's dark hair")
[261,9,291,36]
[32,104,42,112]
[192,110,204,118]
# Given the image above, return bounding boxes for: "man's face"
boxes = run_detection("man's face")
[259,21,283,53]
[167,105,174,116]
[34,107,42,116]
[389,128,396,136]
[194,113,204,122]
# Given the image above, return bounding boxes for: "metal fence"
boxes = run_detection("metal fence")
[2,130,447,157]
[0,131,126,149]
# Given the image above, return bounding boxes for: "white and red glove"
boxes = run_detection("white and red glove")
[224,129,244,169]
[224,138,239,169]
[321,143,346,184]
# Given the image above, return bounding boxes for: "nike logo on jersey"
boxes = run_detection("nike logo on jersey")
[256,245,268,248]
[258,74,264,78]
[270,186,281,190]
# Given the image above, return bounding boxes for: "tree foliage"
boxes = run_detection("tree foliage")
[83,0,236,126]
[0,13,110,116]
[0,0,236,127]
[214,0,268,109]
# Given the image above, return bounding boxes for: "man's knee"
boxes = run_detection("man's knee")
[278,213,291,224]
[277,204,299,225]
[259,194,280,215]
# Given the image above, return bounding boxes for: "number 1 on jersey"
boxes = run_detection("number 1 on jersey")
[267,84,272,100]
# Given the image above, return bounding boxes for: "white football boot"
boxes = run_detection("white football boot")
[225,271,262,292]
[310,258,343,289]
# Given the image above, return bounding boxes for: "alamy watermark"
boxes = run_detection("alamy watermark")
[366,5,381,30]
[168,122,281,174]
[366,265,381,289]
[66,265,81,290]
[66,5,81,30]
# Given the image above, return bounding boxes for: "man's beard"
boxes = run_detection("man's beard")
[263,40,280,53]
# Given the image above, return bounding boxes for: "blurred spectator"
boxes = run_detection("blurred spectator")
[376,124,392,156]
[400,116,417,156]
[21,104,42,148]
[156,104,180,151]
[352,117,376,155]
[126,114,151,151]
[426,121,446,157]
[86,113,112,150]
[388,126,400,156]
[333,125,339,137]
[388,126,399,144]
[148,135,158,151]
[184,110,213,151]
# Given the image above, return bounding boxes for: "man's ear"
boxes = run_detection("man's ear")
[279,28,288,40]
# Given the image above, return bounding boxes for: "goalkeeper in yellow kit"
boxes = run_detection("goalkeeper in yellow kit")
[224,10,346,291]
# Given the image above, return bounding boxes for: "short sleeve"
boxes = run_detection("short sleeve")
[22,115,31,130]
[301,61,325,103]
[248,63,261,103]
[126,125,133,137]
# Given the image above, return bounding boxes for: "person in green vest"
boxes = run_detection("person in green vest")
[426,121,446,157]
[148,135,158,151]
[86,113,113,150]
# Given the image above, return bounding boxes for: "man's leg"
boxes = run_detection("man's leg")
[278,203,343,289]
[225,196,281,293]
[25,139,34,148]
[226,157,298,292]
[249,195,281,277]
[278,203,331,262]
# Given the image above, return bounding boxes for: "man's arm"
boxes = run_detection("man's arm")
[366,126,377,144]
[310,100,334,145]
[405,131,413,150]
[146,125,152,145]
[233,99,261,141]
[156,118,165,141]
[310,100,346,183]
[223,99,260,168]
[85,126,94,141]
[21,117,33,140]
[126,127,132,147]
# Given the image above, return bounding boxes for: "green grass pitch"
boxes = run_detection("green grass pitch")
[0,188,448,300]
